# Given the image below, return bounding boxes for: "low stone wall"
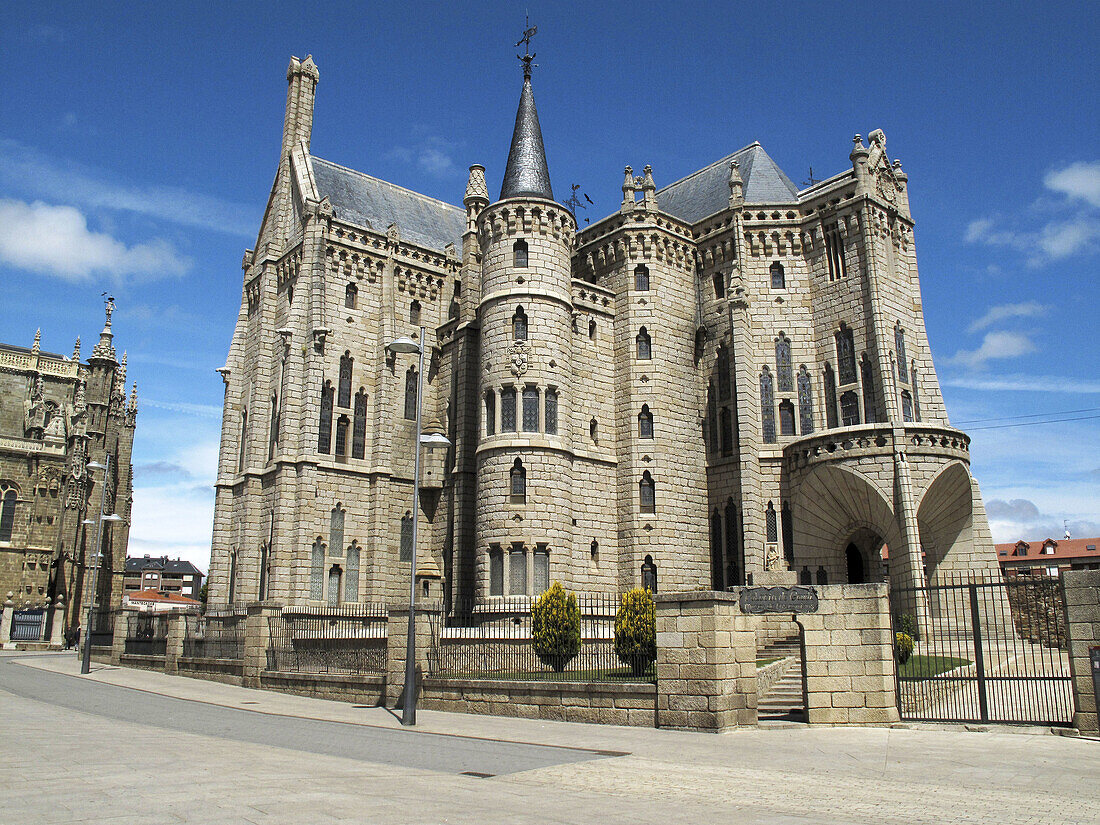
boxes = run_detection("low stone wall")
[1063,570,1100,734]
[756,655,796,699]
[421,678,656,726]
[261,670,385,705]
[119,654,166,671]
[177,656,244,686]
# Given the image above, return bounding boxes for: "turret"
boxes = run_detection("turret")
[282,55,319,158]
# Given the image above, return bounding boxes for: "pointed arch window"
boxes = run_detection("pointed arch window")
[327,565,342,606]
[770,261,786,289]
[352,389,367,458]
[836,325,857,385]
[711,509,724,591]
[840,390,861,426]
[824,364,838,429]
[238,408,250,470]
[509,544,527,595]
[760,367,776,444]
[901,390,915,422]
[344,541,360,603]
[268,392,279,461]
[797,366,814,434]
[329,505,345,557]
[489,545,504,596]
[317,381,333,454]
[775,334,792,392]
[860,354,876,424]
[765,502,778,543]
[522,386,539,432]
[0,488,16,542]
[400,512,414,562]
[725,499,740,587]
[825,223,847,281]
[501,387,517,431]
[720,407,733,456]
[778,399,796,436]
[484,391,496,436]
[707,382,718,452]
[345,282,357,309]
[510,458,526,503]
[544,388,558,435]
[895,324,908,383]
[636,327,652,360]
[635,264,650,291]
[639,404,654,439]
[588,319,597,340]
[713,272,725,299]
[334,415,350,457]
[639,471,656,514]
[533,545,550,594]
[410,300,421,326]
[589,417,598,444]
[911,366,921,422]
[782,502,794,566]
[717,345,731,401]
[513,239,528,268]
[512,306,528,341]
[404,368,418,420]
[641,554,658,593]
[310,538,325,601]
[338,352,353,408]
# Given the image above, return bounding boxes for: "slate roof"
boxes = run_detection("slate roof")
[656,142,800,225]
[126,555,203,576]
[311,157,466,252]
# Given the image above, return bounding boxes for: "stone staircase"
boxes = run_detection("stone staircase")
[757,634,806,724]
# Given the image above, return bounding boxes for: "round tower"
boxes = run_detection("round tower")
[474,58,577,599]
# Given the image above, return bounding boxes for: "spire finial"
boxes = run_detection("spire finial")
[91,294,117,362]
[72,336,81,361]
[32,329,41,354]
[515,14,538,79]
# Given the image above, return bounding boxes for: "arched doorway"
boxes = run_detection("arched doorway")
[846,543,865,583]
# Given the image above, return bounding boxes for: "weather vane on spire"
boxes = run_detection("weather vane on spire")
[515,13,538,78]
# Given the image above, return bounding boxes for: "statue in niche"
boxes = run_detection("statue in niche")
[24,375,48,438]
[765,544,781,571]
[44,402,68,441]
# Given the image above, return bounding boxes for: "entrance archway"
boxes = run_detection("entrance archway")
[846,543,865,583]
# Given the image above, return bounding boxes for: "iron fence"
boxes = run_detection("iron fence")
[124,612,169,656]
[183,608,245,660]
[267,604,388,674]
[892,572,1072,725]
[11,608,46,642]
[88,608,116,648]
[428,593,654,683]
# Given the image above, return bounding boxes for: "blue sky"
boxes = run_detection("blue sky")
[1,1,1097,572]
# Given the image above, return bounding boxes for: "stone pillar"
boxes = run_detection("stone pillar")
[164,612,189,675]
[385,602,440,708]
[49,595,65,648]
[1063,570,1100,735]
[242,601,281,689]
[110,608,131,665]
[798,584,899,724]
[0,593,13,649]
[654,591,757,732]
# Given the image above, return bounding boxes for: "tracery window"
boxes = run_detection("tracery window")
[239,408,250,470]
[404,368,418,420]
[707,382,719,451]
[636,327,651,360]
[711,509,724,591]
[720,407,733,456]
[317,382,333,454]
[0,488,16,542]
[717,345,731,401]
[513,306,528,341]
[635,264,650,291]
[639,404,654,439]
[310,538,325,601]
[782,502,794,566]
[775,334,792,392]
[400,512,414,562]
[489,545,504,596]
[522,387,539,432]
[513,239,528,268]
[901,390,915,423]
[329,505,345,557]
[797,366,814,434]
[338,352,353,408]
[824,364,838,429]
[510,459,526,503]
[779,399,796,437]
[639,471,655,514]
[544,388,558,435]
[352,389,367,458]
[345,282,357,309]
[770,261,786,289]
[895,324,908,383]
[501,387,517,431]
[911,366,921,422]
[760,367,776,444]
[334,415,350,457]
[724,500,739,587]
[860,354,876,424]
[766,502,778,543]
[533,545,549,594]
[840,391,861,427]
[344,542,359,603]
[509,544,527,595]
[836,325,857,385]
[485,391,496,436]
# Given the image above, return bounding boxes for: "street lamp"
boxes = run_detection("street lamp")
[388,327,451,725]
[80,456,122,674]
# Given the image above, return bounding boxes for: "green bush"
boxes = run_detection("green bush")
[898,613,917,638]
[532,581,581,672]
[614,588,657,677]
[895,631,914,665]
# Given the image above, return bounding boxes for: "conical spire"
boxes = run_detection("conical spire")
[91,296,117,362]
[500,65,553,201]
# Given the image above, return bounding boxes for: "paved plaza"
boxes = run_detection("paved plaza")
[1,651,1097,825]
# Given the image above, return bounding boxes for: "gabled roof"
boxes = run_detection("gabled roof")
[656,142,800,225]
[995,537,1100,561]
[124,589,201,606]
[126,556,203,576]
[311,157,465,252]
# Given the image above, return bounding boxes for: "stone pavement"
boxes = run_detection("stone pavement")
[2,652,1098,825]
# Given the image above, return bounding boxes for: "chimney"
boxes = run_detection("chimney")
[282,55,319,158]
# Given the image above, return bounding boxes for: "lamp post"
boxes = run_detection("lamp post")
[388,327,451,726]
[80,456,122,674]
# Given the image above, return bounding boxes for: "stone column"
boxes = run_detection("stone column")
[1063,570,1100,735]
[110,608,130,665]
[242,601,281,689]
[655,591,757,731]
[385,602,440,708]
[0,593,13,649]
[164,612,189,675]
[49,595,66,648]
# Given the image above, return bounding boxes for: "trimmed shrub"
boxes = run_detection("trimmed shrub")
[898,613,917,639]
[614,588,656,677]
[895,631,914,665]
[532,581,581,672]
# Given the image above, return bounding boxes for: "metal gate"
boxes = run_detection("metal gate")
[893,576,1073,725]
[11,608,47,641]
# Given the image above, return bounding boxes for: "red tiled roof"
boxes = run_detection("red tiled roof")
[995,537,1100,562]
[124,589,201,605]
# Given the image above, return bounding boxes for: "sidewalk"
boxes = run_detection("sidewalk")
[3,651,1099,825]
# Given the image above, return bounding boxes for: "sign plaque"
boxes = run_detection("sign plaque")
[738,586,819,615]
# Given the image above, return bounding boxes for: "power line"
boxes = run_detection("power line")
[954,406,1100,425]
[965,413,1100,431]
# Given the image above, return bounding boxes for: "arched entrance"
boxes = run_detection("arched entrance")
[846,543,865,583]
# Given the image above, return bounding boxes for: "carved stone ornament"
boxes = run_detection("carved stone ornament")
[876,165,900,204]
[510,341,530,377]
[765,544,781,570]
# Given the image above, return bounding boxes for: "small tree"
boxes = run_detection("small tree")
[532,581,581,672]
[895,632,914,665]
[614,587,656,677]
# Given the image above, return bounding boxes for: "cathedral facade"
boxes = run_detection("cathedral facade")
[0,302,137,627]
[206,56,1000,612]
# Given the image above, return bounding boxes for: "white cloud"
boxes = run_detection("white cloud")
[1044,161,1100,208]
[142,398,223,419]
[967,301,1047,333]
[949,330,1036,370]
[943,374,1100,393]
[983,496,1100,544]
[0,198,191,281]
[0,138,255,237]
[386,136,463,179]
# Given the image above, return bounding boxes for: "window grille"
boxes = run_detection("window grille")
[317,383,333,454]
[501,388,517,431]
[544,389,558,435]
[639,404,653,439]
[636,327,651,360]
[760,367,776,444]
[513,306,528,341]
[776,335,792,392]
[404,368,417,420]
[485,392,496,436]
[345,283,357,309]
[639,472,655,514]
[635,264,650,291]
[797,367,814,434]
[352,390,367,458]
[522,387,539,432]
[770,261,786,289]
[489,546,503,596]
[400,514,414,562]
[510,459,526,503]
[836,326,857,385]
[344,542,359,603]
[338,353,353,408]
[779,399,796,436]
[509,545,527,595]
[533,546,549,594]
[824,364,838,428]
[310,540,324,600]
[860,355,876,424]
[513,240,528,268]
[896,325,908,383]
[766,502,778,543]
[840,391,861,426]
[717,346,731,401]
